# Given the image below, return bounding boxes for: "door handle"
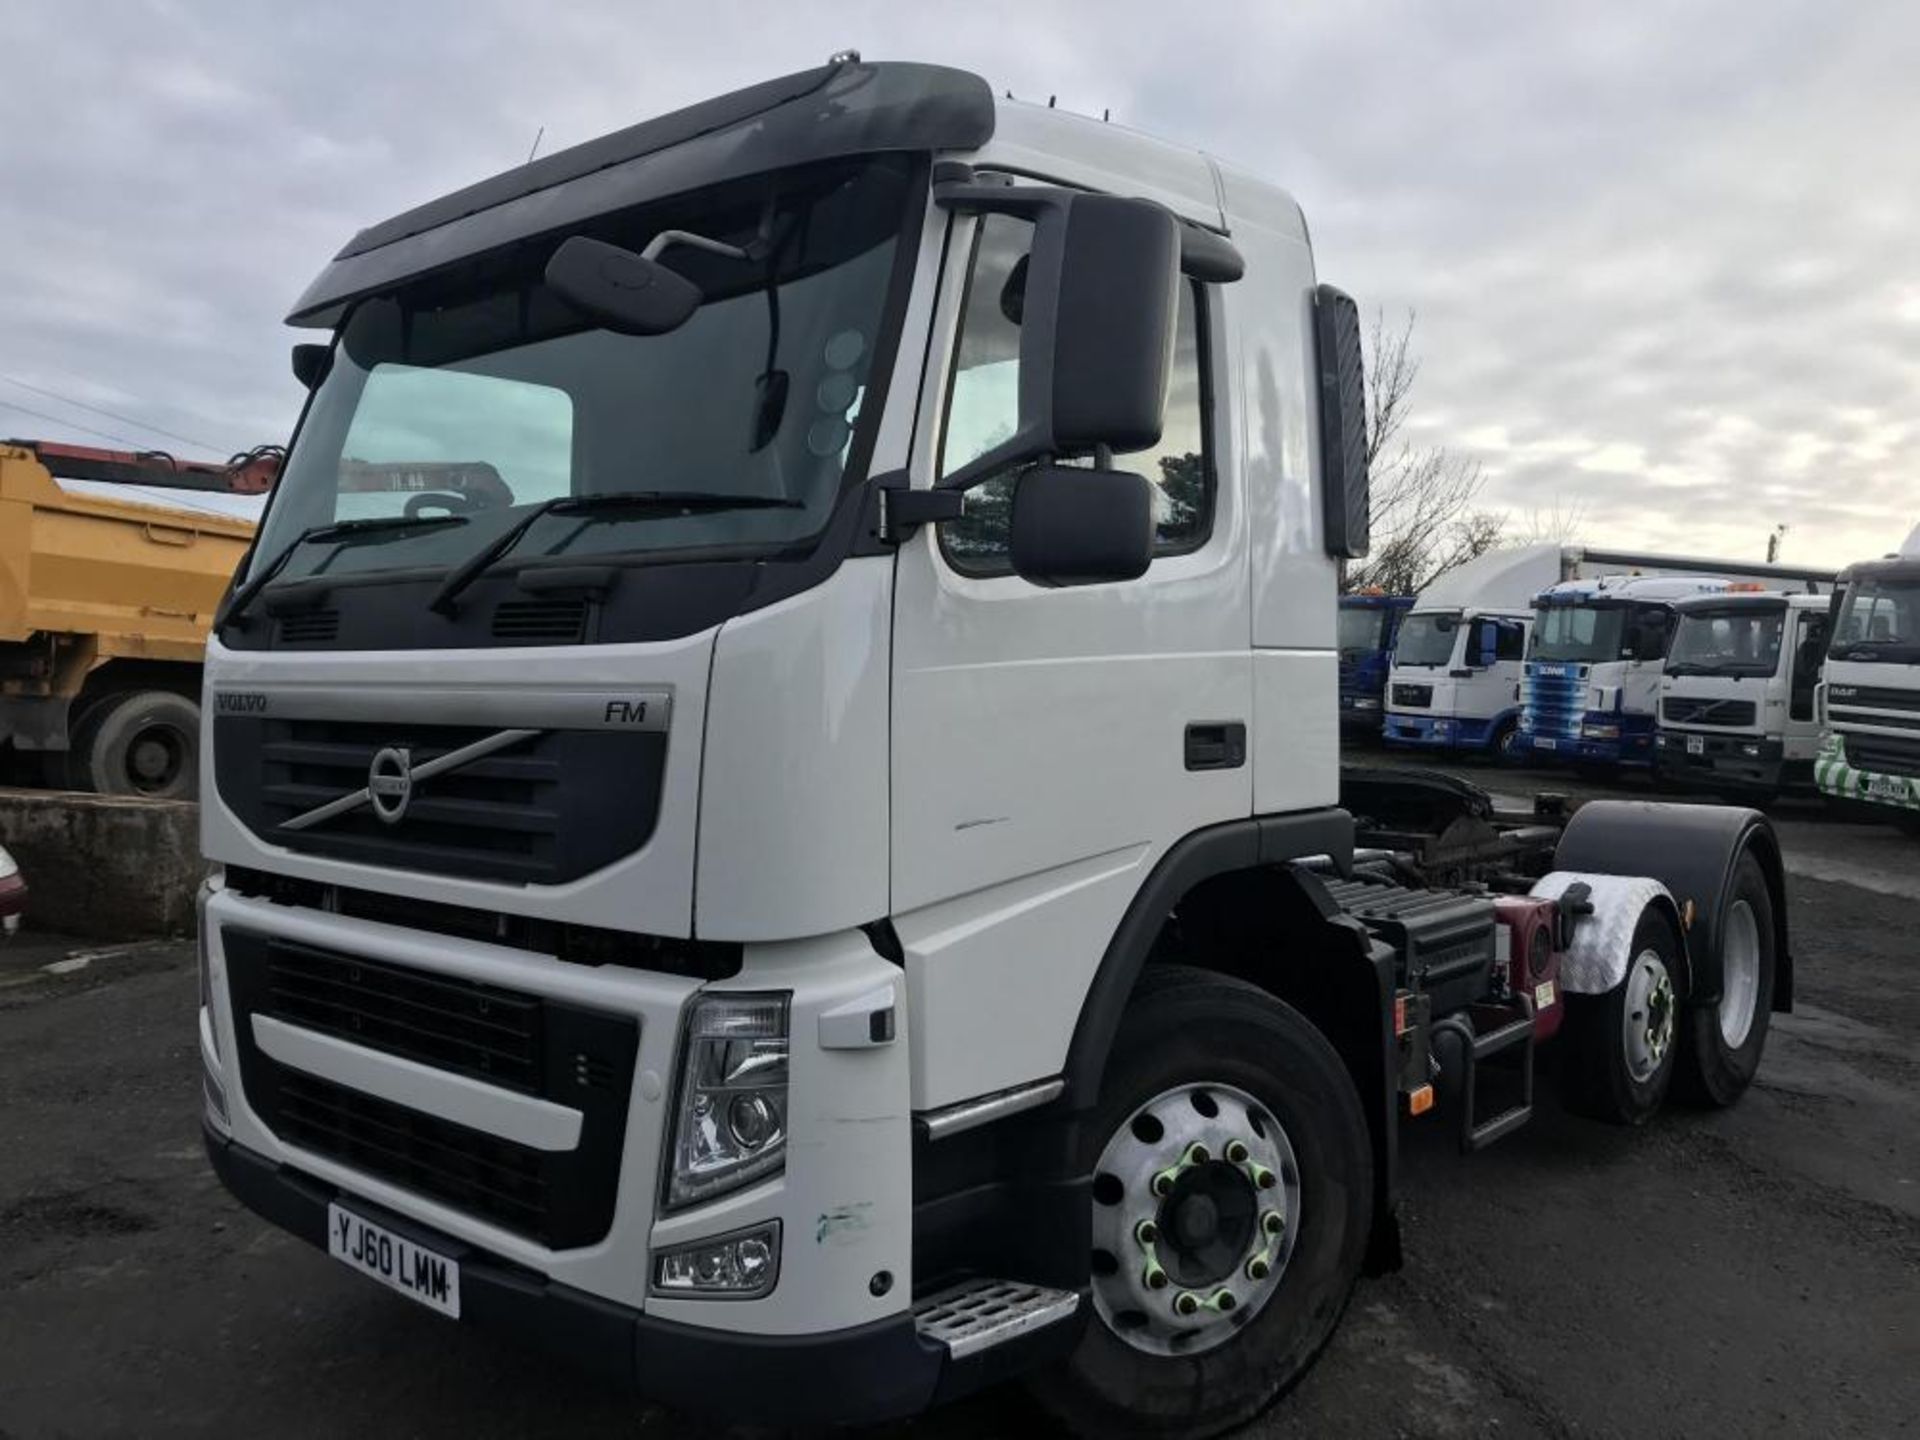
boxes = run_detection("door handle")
[1185,722,1247,771]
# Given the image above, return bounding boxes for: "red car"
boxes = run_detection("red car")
[0,842,25,935]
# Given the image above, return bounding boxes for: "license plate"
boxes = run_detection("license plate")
[1866,773,1912,803]
[328,1203,461,1318]
[1686,734,1705,756]
[1534,738,1557,751]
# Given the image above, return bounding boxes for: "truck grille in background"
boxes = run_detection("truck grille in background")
[1844,732,1920,779]
[1661,696,1757,726]
[1524,665,1586,743]
[277,610,341,645]
[1828,685,1920,714]
[213,716,667,884]
[491,598,588,644]
[223,929,638,1248]
[1392,683,1434,708]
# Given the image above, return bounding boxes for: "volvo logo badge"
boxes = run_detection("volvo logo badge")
[367,747,414,825]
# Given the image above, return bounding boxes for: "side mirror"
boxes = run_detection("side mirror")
[936,186,1182,487]
[291,343,332,390]
[1314,285,1370,560]
[1475,623,1500,668]
[1008,464,1154,588]
[544,235,703,336]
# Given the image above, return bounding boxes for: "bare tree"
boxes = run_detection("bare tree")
[1513,497,1590,546]
[1343,309,1502,595]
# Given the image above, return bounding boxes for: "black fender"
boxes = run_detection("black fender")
[1553,800,1791,1012]
[1062,809,1404,1273]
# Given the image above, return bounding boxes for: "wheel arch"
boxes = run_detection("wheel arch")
[1552,800,1792,1013]
[1061,811,1404,1273]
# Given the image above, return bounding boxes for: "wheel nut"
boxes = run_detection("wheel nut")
[1172,1291,1201,1317]
[1225,1140,1250,1164]
[1151,1170,1176,1198]
[1143,1263,1169,1291]
[1135,1219,1159,1247]
[1185,1142,1211,1165]
[1262,1209,1285,1237]
[1252,1165,1278,1190]
[1212,1289,1237,1313]
[1246,1255,1271,1281]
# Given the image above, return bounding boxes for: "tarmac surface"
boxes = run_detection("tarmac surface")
[1,759,1914,1437]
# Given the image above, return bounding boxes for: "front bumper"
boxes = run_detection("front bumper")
[1654,732,1790,791]
[205,1126,947,1426]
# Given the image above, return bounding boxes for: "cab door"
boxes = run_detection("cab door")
[888,208,1252,1109]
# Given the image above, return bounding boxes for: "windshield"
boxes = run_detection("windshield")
[1531,603,1626,664]
[1395,613,1460,668]
[1338,606,1390,654]
[250,156,913,587]
[1668,607,1786,677]
[1833,575,1920,663]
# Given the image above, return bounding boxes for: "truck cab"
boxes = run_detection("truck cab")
[1654,590,1829,798]
[196,60,1794,1436]
[1337,592,1413,733]
[1521,574,1739,767]
[1382,606,1528,756]
[1817,526,1920,831]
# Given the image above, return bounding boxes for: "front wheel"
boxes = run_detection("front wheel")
[1032,968,1372,1439]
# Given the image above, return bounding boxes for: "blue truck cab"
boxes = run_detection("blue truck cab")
[1338,592,1414,732]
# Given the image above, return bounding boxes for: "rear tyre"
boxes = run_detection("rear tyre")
[1557,907,1683,1125]
[66,690,200,799]
[1031,967,1372,1440]
[1673,856,1776,1107]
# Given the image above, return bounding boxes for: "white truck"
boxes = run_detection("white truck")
[197,59,1796,1436]
[1521,560,1834,769]
[1817,524,1920,833]
[1653,590,1831,800]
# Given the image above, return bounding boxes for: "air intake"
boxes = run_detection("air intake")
[277,610,340,644]
[491,598,588,644]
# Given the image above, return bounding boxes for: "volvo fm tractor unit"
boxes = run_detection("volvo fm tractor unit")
[1817,524,1920,832]
[1654,589,1831,800]
[198,60,1794,1437]
[1336,591,1413,734]
[1522,558,1833,769]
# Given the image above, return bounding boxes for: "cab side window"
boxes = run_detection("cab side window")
[939,213,1213,574]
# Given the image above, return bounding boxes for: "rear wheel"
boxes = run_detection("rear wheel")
[1032,968,1372,1439]
[65,689,200,799]
[1558,907,1683,1125]
[1675,857,1775,1107]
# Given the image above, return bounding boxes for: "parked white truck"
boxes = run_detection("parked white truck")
[1653,590,1831,800]
[197,60,1795,1436]
[1521,559,1834,769]
[1817,524,1920,833]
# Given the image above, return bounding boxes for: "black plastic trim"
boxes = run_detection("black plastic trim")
[204,1127,951,1424]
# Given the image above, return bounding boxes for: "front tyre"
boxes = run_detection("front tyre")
[1558,907,1683,1125]
[1032,967,1372,1439]
[1673,855,1776,1107]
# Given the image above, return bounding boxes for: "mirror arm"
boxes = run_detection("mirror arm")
[640,229,750,263]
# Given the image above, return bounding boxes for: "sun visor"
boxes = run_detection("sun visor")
[287,61,994,327]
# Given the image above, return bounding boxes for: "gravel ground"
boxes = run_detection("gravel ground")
[1,768,1915,1438]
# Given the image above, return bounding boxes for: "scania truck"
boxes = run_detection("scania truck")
[198,59,1794,1436]
[1817,524,1920,833]
[1337,591,1413,734]
[1654,589,1831,800]
[1522,559,1833,769]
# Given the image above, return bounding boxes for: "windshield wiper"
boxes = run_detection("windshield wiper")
[428,490,802,616]
[221,514,469,628]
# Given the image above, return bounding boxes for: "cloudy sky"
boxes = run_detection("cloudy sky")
[3,1,1915,568]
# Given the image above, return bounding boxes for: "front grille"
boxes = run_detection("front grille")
[224,929,638,1247]
[267,942,542,1092]
[1845,732,1920,779]
[1662,696,1757,726]
[492,598,588,644]
[1392,682,1434,708]
[277,610,341,644]
[1524,664,1587,742]
[214,717,667,884]
[275,1071,551,1235]
[1828,684,1920,714]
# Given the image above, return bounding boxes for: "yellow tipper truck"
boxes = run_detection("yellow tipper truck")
[0,439,268,797]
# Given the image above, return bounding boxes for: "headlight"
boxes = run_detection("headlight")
[1583,724,1621,740]
[668,992,790,1209]
[1740,743,1762,758]
[1354,698,1379,710]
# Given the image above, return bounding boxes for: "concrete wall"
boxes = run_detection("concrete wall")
[0,789,203,939]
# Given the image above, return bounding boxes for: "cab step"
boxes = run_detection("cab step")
[912,1278,1080,1359]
